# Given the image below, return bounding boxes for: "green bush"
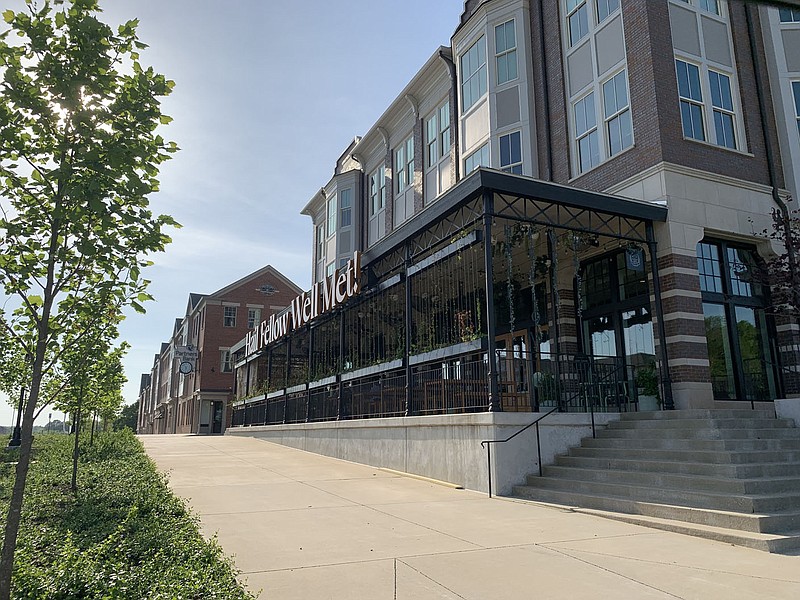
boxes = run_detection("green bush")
[0,431,256,599]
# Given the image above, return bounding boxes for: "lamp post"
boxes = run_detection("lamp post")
[6,386,25,449]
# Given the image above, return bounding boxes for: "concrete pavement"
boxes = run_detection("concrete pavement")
[140,434,800,599]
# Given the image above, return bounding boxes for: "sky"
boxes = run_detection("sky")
[0,0,465,426]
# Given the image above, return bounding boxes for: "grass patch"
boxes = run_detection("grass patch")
[0,431,256,599]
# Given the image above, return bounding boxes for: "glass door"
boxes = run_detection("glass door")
[496,330,534,411]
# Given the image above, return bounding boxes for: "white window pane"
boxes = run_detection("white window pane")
[506,49,517,81]
[497,54,508,84]
[585,92,596,129]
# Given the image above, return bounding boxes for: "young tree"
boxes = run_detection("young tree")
[759,202,800,317]
[113,399,138,432]
[0,1,178,594]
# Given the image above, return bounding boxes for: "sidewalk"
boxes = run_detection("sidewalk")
[140,434,800,599]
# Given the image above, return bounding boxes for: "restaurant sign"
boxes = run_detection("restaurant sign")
[246,251,362,355]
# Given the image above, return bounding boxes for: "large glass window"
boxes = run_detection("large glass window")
[793,81,800,138]
[495,19,518,85]
[696,239,777,401]
[460,36,487,113]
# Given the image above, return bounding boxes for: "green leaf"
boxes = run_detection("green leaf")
[159,114,173,125]
[2,10,14,23]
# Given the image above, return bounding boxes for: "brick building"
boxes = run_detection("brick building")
[226,2,800,494]
[137,265,302,435]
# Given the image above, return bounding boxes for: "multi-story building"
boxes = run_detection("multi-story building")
[228,1,800,493]
[137,265,301,435]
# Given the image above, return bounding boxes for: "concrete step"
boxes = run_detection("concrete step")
[620,409,775,421]
[538,465,800,495]
[581,437,800,451]
[596,427,800,440]
[554,455,800,478]
[511,488,800,541]
[607,417,793,431]
[568,445,800,464]
[519,475,800,512]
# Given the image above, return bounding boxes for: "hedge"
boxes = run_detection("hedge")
[0,431,257,599]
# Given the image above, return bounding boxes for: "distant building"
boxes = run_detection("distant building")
[137,266,302,435]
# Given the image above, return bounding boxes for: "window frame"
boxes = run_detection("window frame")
[223,306,236,328]
[460,35,487,113]
[326,195,337,237]
[566,0,589,48]
[247,308,261,330]
[499,131,523,174]
[779,7,800,23]
[339,188,352,228]
[573,91,600,174]
[220,349,232,373]
[395,135,414,194]
[369,165,386,217]
[792,80,800,139]
[495,19,518,86]
[602,68,633,158]
[595,0,620,23]
[464,143,489,174]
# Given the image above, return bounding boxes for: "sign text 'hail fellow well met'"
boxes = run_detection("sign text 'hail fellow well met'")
[245,251,362,355]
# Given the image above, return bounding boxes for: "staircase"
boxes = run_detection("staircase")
[512,409,800,553]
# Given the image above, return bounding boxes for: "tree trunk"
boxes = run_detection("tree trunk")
[0,347,46,599]
[71,383,84,494]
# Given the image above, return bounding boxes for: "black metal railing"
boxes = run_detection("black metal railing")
[231,349,642,432]
[480,352,634,498]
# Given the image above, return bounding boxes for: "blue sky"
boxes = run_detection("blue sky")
[1,0,465,425]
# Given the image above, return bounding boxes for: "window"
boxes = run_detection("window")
[247,308,260,330]
[676,59,706,141]
[369,166,386,216]
[464,143,489,174]
[460,35,487,112]
[395,136,414,193]
[499,131,522,174]
[603,70,632,157]
[709,70,736,149]
[339,189,352,227]
[567,0,589,47]
[697,240,776,402]
[495,20,517,85]
[780,8,800,22]
[793,81,800,138]
[220,350,232,373]
[678,0,721,15]
[574,92,600,173]
[676,59,740,148]
[596,0,619,23]
[326,262,335,277]
[327,195,337,236]
[425,101,451,169]
[316,224,324,259]
[223,306,236,327]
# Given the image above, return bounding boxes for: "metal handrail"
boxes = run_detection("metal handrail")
[479,355,630,498]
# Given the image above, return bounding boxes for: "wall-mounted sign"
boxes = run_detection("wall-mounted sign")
[174,345,199,361]
[246,251,362,355]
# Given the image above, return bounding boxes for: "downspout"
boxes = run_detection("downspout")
[745,3,798,394]
[438,49,460,181]
[535,0,554,181]
[745,5,795,290]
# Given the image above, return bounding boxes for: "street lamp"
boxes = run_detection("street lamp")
[6,386,25,449]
